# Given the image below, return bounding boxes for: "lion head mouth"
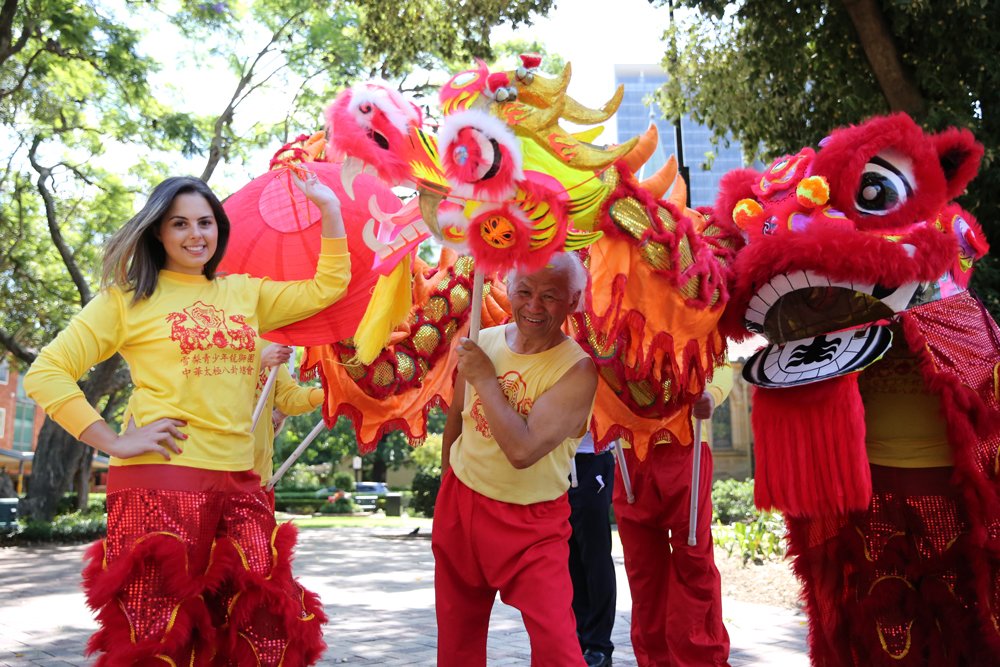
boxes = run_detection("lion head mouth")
[744,270,922,344]
[737,268,956,388]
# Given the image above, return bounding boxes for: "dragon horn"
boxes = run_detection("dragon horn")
[667,169,689,210]
[561,85,625,125]
[623,124,660,173]
[418,190,446,240]
[539,126,638,170]
[514,62,573,108]
[506,96,567,135]
[641,154,679,200]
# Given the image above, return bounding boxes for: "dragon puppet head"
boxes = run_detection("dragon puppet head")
[324,80,426,197]
[715,113,986,517]
[719,113,985,388]
[325,55,642,276]
[425,55,647,275]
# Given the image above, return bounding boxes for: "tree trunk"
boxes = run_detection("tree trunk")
[19,418,87,520]
[371,457,387,483]
[19,355,124,521]
[840,0,926,118]
[75,446,92,511]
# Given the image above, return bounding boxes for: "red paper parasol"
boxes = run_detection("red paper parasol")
[220,162,402,346]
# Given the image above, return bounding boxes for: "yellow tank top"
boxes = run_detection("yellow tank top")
[450,325,592,504]
[859,341,952,468]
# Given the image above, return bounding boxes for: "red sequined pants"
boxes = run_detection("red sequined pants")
[787,465,1000,667]
[81,465,326,666]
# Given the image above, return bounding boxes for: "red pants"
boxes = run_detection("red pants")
[432,469,586,667]
[613,444,730,667]
[83,464,326,666]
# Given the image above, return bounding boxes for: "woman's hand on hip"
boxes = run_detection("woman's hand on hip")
[110,417,188,460]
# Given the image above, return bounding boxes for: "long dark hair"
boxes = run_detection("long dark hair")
[101,177,231,303]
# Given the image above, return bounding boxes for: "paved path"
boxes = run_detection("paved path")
[0,522,808,666]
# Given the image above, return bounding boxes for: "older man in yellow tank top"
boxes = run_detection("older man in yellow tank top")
[433,252,598,667]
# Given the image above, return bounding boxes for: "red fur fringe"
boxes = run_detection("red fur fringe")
[752,374,872,517]
[82,534,229,665]
[218,523,327,666]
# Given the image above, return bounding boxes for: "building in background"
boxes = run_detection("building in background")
[614,64,751,208]
[0,355,47,493]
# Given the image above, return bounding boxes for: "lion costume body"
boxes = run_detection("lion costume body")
[717,113,1000,666]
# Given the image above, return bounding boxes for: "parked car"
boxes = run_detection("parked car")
[353,481,389,511]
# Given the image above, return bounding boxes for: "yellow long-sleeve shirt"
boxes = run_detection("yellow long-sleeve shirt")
[24,237,349,472]
[252,355,323,482]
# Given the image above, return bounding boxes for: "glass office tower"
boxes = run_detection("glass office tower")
[614,64,752,208]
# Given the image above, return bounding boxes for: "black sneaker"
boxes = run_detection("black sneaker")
[583,649,612,667]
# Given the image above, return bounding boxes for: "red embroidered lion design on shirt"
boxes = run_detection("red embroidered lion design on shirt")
[471,370,533,438]
[166,301,257,355]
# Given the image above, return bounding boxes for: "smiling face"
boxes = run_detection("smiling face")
[156,192,219,275]
[509,264,581,348]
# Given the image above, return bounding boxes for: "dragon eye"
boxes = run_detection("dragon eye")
[854,153,913,216]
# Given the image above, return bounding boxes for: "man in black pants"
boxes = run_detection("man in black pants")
[569,433,617,667]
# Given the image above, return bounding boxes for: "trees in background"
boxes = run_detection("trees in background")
[0,0,553,520]
[655,0,1000,311]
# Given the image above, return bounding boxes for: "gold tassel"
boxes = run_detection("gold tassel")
[352,255,412,365]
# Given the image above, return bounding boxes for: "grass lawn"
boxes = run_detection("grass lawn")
[277,512,434,530]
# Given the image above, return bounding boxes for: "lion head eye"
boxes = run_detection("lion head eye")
[854,151,914,216]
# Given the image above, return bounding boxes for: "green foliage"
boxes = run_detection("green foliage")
[320,495,355,514]
[492,39,565,75]
[54,493,106,516]
[274,497,320,514]
[332,471,355,493]
[2,510,107,545]
[355,0,556,76]
[713,511,786,566]
[273,466,321,492]
[656,0,1000,315]
[409,467,441,518]
[410,432,443,470]
[709,478,785,565]
[711,477,756,525]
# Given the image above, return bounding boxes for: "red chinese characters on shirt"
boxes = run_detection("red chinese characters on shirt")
[471,370,534,438]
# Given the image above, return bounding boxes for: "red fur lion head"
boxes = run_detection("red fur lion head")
[716,113,985,387]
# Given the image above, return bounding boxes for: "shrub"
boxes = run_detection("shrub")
[3,511,107,545]
[319,496,355,514]
[713,511,786,566]
[712,478,757,525]
[274,466,321,492]
[332,495,354,514]
[273,492,324,514]
[332,471,355,493]
[56,493,106,516]
[410,467,441,518]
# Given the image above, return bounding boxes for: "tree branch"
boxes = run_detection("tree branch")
[0,326,36,365]
[839,0,925,118]
[0,0,30,68]
[27,135,94,306]
[200,9,308,182]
